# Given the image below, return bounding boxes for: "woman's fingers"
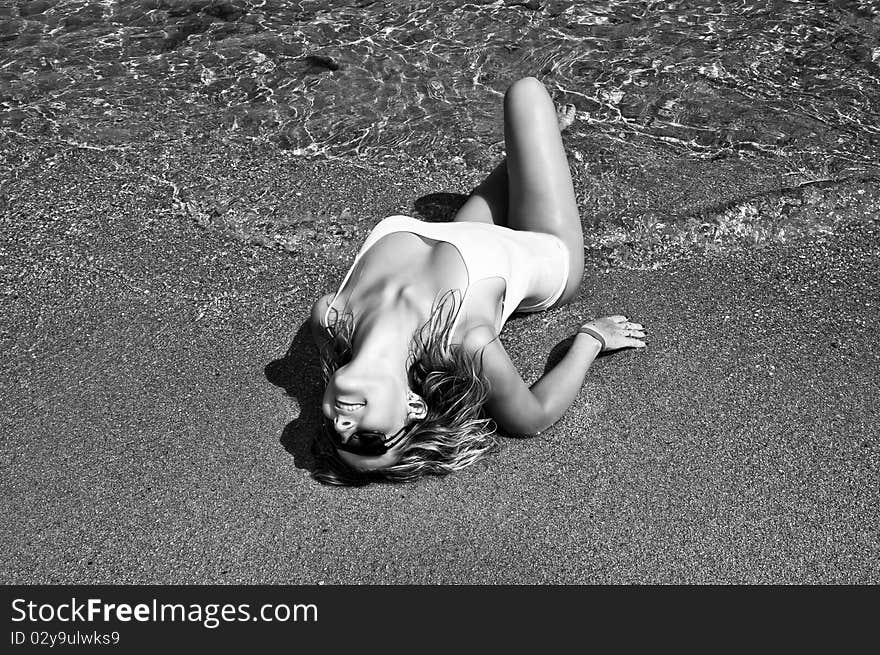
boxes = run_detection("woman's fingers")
[619,327,646,348]
[581,315,648,351]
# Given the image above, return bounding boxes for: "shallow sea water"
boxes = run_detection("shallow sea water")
[2,0,879,265]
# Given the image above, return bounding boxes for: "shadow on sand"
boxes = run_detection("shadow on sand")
[264,320,323,474]
[413,192,468,222]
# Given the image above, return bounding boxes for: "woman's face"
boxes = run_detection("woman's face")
[321,363,416,470]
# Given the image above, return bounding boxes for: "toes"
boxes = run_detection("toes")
[555,103,577,130]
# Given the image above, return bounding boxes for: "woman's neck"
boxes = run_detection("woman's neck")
[349,288,425,370]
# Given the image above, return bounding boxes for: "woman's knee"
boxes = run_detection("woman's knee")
[505,76,546,99]
[504,76,550,111]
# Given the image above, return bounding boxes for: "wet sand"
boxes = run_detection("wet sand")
[1,139,878,584]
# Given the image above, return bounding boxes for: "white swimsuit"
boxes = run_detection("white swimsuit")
[325,215,570,337]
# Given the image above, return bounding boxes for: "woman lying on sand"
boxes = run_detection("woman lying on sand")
[310,77,647,485]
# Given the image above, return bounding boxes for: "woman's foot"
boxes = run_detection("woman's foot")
[556,103,577,132]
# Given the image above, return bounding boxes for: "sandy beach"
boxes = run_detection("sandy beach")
[2,134,877,584]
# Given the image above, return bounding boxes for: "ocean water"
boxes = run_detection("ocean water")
[2,0,879,264]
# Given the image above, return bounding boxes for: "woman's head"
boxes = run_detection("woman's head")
[322,360,428,471]
[314,292,498,485]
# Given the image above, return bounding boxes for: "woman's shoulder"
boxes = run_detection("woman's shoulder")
[375,214,420,229]
[457,323,500,356]
[310,292,335,328]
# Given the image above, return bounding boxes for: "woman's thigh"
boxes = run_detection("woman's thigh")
[452,161,507,225]
[503,77,584,301]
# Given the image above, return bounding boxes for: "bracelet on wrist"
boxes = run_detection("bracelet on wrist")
[578,326,606,351]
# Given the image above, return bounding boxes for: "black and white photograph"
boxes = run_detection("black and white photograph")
[2,0,878,609]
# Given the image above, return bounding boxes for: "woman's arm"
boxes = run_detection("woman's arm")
[466,316,646,436]
[309,293,335,348]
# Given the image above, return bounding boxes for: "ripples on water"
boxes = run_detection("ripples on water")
[2,0,879,262]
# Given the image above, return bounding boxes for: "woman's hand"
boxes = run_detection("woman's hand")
[579,315,647,352]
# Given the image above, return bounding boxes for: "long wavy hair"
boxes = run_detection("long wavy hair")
[313,290,499,486]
